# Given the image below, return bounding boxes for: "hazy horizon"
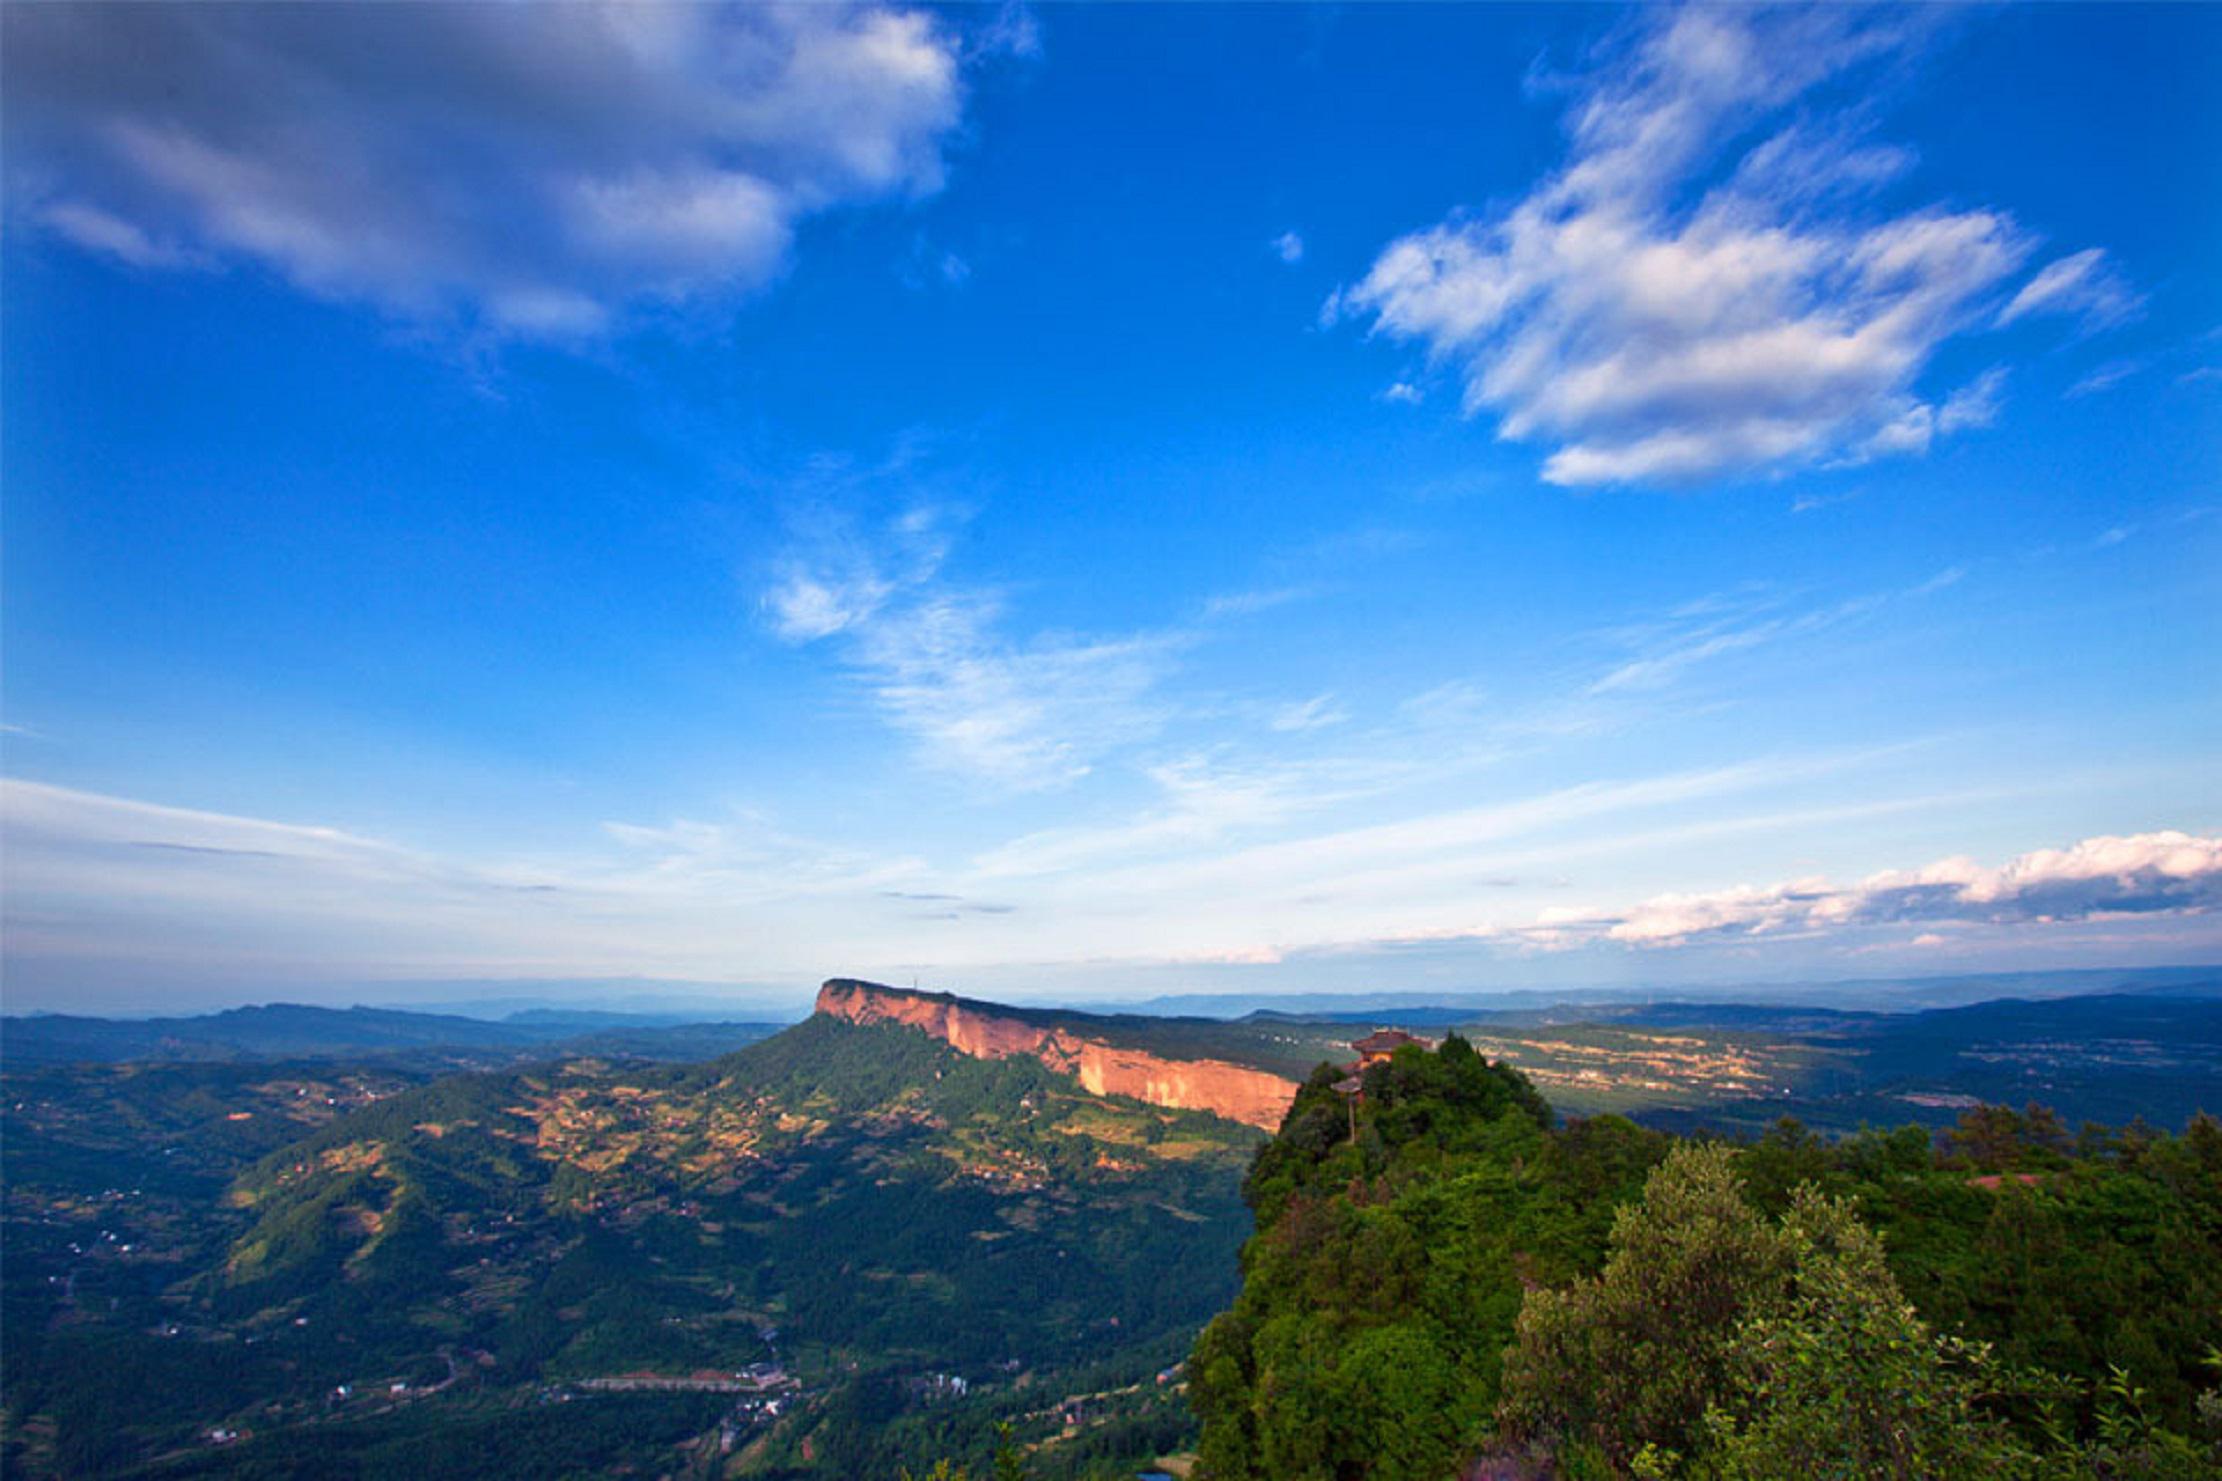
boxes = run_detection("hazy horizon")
[9,961,2221,1026]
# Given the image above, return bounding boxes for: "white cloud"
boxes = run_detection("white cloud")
[1584,568,1956,698]
[970,2,1043,62]
[1529,831,2222,949]
[1331,7,2061,487]
[1272,230,1305,264]
[767,514,1179,790]
[856,593,1176,790]
[1202,586,1311,619]
[12,762,2210,1002]
[1936,368,2007,434]
[0,778,922,993]
[972,756,1308,879]
[1270,693,1350,733]
[766,565,893,641]
[5,3,976,337]
[37,199,199,269]
[1842,365,2007,463]
[2066,360,2144,398]
[1997,248,2143,332]
[1380,381,1425,405]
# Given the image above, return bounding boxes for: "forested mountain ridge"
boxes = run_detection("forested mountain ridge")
[1191,1036,2222,1479]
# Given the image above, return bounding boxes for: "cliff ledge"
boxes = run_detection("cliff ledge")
[815,979,1298,1131]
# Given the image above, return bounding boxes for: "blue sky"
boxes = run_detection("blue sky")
[3,2,2218,1014]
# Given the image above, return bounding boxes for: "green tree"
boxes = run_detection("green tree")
[1704,1186,2014,1479]
[1499,1143,1785,1467]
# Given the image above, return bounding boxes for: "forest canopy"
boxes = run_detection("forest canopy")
[1190,1035,2222,1480]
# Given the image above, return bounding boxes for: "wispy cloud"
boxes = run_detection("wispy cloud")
[1269,693,1349,733]
[1584,568,1960,697]
[37,199,202,270]
[1201,586,1312,619]
[1271,230,1305,265]
[1997,248,2144,333]
[5,4,990,338]
[11,762,2208,1001]
[767,510,1181,790]
[0,778,922,989]
[972,755,1312,879]
[1328,7,2122,487]
[1841,366,2007,463]
[2066,359,2146,398]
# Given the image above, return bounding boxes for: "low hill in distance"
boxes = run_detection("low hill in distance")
[0,1003,783,1067]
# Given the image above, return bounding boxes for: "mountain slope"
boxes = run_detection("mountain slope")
[3,1009,1261,1477]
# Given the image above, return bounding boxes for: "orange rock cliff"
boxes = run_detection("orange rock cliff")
[814,979,1299,1131]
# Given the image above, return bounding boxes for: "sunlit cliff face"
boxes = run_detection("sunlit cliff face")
[814,980,1298,1131]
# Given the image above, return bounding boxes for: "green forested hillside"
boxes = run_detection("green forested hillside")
[1191,1038,2222,1479]
[2,1016,1257,1479]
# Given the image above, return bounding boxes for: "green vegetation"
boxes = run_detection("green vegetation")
[3,1016,1255,1478]
[1190,1042,1664,1479]
[9,997,2220,1478]
[1191,1037,2222,1479]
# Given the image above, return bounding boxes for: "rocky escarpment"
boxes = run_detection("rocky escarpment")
[814,980,1299,1131]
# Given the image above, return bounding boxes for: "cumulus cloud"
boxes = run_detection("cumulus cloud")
[1329,7,2089,487]
[1531,831,2222,949]
[1997,248,2144,333]
[3,3,974,336]
[1272,230,1306,264]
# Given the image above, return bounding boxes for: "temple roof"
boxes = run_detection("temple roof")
[1351,1028,1422,1054]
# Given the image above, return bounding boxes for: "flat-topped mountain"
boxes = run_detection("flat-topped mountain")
[816,979,1304,1130]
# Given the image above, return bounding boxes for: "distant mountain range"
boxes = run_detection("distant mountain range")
[12,968,2220,1134]
[1117,963,2222,1018]
[0,1002,781,1065]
